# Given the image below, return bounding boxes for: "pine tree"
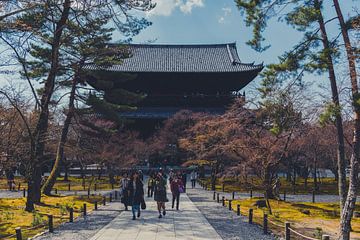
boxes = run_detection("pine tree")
[1,0,154,211]
[235,0,354,236]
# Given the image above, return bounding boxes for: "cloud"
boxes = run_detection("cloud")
[222,7,231,16]
[148,0,204,16]
[218,6,232,24]
[218,16,225,23]
[179,0,204,14]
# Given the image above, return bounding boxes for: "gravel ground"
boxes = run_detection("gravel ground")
[187,188,275,240]
[32,200,124,240]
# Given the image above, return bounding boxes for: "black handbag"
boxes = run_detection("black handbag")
[141,198,146,210]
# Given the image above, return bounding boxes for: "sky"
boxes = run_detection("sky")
[0,0,358,103]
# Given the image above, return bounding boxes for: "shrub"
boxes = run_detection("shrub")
[32,211,45,227]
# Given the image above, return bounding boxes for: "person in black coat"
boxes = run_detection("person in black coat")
[181,171,187,193]
[127,171,144,220]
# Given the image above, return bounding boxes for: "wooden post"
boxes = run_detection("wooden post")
[94,201,98,210]
[222,196,225,206]
[322,235,330,240]
[103,196,106,206]
[285,222,290,240]
[110,193,113,202]
[249,208,253,224]
[222,183,225,192]
[15,227,22,240]
[250,189,253,198]
[83,203,87,216]
[237,204,240,216]
[213,191,216,200]
[228,200,232,210]
[48,215,54,233]
[87,189,90,198]
[94,183,97,192]
[263,213,268,234]
[69,208,74,222]
[54,188,58,194]
[232,191,235,200]
[283,191,286,201]
[312,190,316,203]
[23,188,26,197]
[217,193,220,203]
[68,183,71,191]
[18,183,21,191]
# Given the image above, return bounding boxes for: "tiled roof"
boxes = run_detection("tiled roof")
[86,43,263,73]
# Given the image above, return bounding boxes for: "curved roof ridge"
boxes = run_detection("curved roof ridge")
[87,42,264,73]
[111,42,238,48]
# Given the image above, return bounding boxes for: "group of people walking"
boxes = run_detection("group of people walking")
[120,168,197,220]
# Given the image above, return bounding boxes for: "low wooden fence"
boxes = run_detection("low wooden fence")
[198,180,331,240]
[5,190,119,240]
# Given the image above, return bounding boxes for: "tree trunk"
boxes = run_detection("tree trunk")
[292,167,296,194]
[25,0,71,211]
[64,163,69,181]
[42,75,77,195]
[313,157,318,192]
[315,0,347,212]
[332,1,360,239]
[264,167,275,199]
[25,166,42,211]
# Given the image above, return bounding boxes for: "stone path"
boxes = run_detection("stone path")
[89,189,222,240]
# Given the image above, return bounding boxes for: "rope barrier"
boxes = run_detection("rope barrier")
[3,223,47,239]
[289,227,320,240]
[267,218,283,228]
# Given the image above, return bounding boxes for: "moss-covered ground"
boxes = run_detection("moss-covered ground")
[0,176,121,191]
[0,194,103,240]
[202,176,346,195]
[225,197,360,239]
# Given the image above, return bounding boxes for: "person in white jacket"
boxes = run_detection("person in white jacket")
[120,172,130,211]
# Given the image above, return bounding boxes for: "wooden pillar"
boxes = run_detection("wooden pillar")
[249,208,253,224]
[285,222,290,240]
[48,215,54,233]
[15,227,22,240]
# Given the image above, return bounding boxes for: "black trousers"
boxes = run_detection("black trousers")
[172,192,180,210]
[191,179,196,188]
[147,186,154,197]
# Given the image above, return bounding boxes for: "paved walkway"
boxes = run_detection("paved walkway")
[89,189,221,240]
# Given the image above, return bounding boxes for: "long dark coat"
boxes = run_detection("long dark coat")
[127,179,144,206]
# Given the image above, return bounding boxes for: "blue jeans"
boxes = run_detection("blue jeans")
[132,204,140,217]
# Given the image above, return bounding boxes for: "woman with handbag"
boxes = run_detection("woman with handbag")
[154,171,168,218]
[170,175,183,210]
[128,171,144,220]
